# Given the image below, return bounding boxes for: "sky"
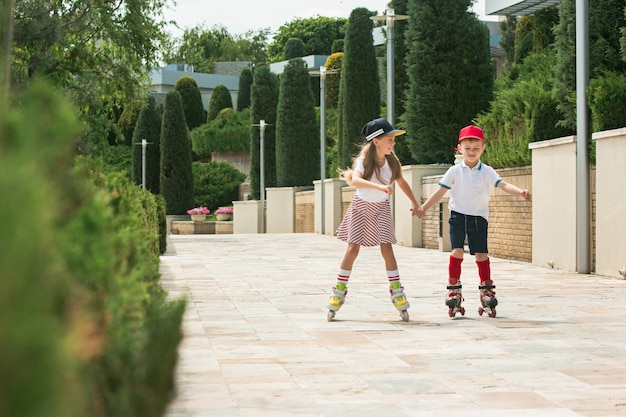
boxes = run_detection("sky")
[162,0,495,38]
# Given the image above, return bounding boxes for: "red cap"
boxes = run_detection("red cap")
[458,125,484,143]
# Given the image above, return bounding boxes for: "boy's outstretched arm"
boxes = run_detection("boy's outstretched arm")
[418,186,448,218]
[497,180,532,201]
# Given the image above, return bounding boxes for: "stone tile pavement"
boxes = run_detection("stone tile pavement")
[160,233,626,417]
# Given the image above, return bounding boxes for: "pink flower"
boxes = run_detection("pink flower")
[215,207,233,215]
[187,207,210,215]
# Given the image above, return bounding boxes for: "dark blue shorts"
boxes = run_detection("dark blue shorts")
[449,211,488,255]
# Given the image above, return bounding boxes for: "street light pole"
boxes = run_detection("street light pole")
[253,120,268,233]
[371,8,409,127]
[319,66,327,235]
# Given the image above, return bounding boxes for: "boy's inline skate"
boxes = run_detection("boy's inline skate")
[478,280,497,318]
[326,283,347,321]
[446,279,465,317]
[389,282,410,322]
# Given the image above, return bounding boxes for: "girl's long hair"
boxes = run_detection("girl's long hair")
[340,140,402,185]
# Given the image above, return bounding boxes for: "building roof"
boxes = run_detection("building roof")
[486,0,562,16]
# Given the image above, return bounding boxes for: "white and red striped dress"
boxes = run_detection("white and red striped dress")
[336,157,396,247]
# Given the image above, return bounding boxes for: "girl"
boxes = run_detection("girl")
[327,118,421,322]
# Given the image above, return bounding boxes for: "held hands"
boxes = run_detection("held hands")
[410,205,425,218]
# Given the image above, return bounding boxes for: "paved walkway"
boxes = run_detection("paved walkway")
[160,233,626,417]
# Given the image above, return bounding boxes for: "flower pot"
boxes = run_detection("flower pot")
[190,214,206,222]
[216,213,232,221]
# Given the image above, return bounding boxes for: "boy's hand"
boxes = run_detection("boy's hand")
[521,190,532,201]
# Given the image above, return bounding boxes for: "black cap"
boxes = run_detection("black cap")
[361,118,406,142]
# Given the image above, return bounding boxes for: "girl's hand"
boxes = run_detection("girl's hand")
[521,190,532,201]
[381,184,393,195]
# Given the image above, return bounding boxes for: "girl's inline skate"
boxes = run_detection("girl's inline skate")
[326,284,347,321]
[389,282,410,322]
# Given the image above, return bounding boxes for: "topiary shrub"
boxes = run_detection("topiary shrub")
[206,85,233,122]
[588,71,626,132]
[190,108,250,160]
[192,161,246,211]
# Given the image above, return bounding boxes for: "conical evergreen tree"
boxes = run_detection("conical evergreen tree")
[207,85,233,122]
[249,65,279,200]
[174,76,205,131]
[160,91,195,214]
[236,68,253,111]
[337,7,380,169]
[132,95,161,194]
[404,0,493,164]
[276,58,319,187]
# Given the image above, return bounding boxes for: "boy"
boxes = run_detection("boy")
[417,125,531,317]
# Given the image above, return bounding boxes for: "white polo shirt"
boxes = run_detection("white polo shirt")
[439,160,502,220]
[354,157,391,203]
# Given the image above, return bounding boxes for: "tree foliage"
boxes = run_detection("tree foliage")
[9,0,170,154]
[284,38,305,59]
[174,75,205,131]
[337,7,380,169]
[206,84,233,122]
[162,24,270,71]
[191,108,251,159]
[249,65,279,200]
[324,52,343,109]
[268,16,347,62]
[554,0,626,130]
[276,59,319,187]
[160,91,194,214]
[236,68,253,111]
[404,0,494,164]
[132,95,161,193]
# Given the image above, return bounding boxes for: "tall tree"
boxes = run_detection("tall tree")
[10,0,169,154]
[206,84,233,122]
[404,0,493,164]
[236,68,253,111]
[275,59,319,187]
[132,95,161,194]
[249,65,279,200]
[268,16,347,62]
[160,91,194,214]
[554,0,626,130]
[174,75,205,131]
[163,25,270,71]
[337,7,380,169]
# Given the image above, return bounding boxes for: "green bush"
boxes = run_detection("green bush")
[588,71,626,132]
[0,81,184,417]
[475,50,572,168]
[192,161,246,211]
[190,108,251,159]
[206,84,233,122]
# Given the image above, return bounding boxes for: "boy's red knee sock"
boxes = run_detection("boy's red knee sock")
[476,258,491,283]
[448,256,463,285]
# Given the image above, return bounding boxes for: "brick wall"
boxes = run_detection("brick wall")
[295,190,314,233]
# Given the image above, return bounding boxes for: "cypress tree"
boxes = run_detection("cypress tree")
[276,59,319,187]
[236,68,253,111]
[284,38,305,59]
[404,0,494,164]
[174,76,205,131]
[160,91,195,214]
[249,65,279,200]
[337,7,381,169]
[324,52,343,109]
[207,84,233,122]
[132,95,161,194]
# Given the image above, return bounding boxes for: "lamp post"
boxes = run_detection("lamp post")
[371,8,409,126]
[310,65,339,235]
[134,139,150,190]
[253,120,268,233]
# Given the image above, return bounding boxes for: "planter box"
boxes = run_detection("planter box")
[171,221,215,235]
